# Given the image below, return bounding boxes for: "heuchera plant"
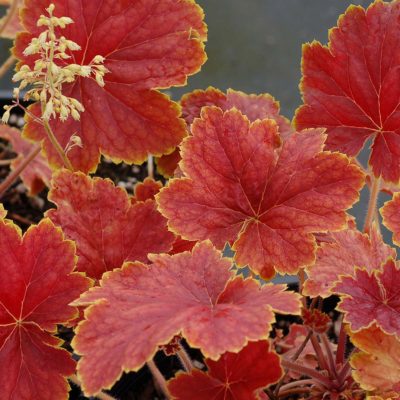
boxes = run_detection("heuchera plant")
[0,0,400,399]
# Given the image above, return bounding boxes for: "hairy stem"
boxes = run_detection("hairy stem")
[0,0,18,37]
[176,344,194,372]
[297,269,307,308]
[0,54,15,81]
[364,176,380,233]
[147,154,154,179]
[0,158,15,166]
[0,145,40,198]
[42,117,73,170]
[69,374,117,400]
[147,359,170,399]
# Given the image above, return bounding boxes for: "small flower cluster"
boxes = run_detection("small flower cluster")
[2,4,108,124]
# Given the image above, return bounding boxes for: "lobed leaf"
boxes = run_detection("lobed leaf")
[295,1,400,182]
[335,259,400,337]
[304,223,394,297]
[47,170,175,280]
[157,87,293,177]
[168,340,283,400]
[157,107,365,278]
[0,218,91,400]
[0,124,52,195]
[350,324,400,393]
[15,0,207,172]
[72,241,301,395]
[381,193,400,246]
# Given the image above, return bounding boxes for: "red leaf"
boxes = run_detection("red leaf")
[72,241,300,395]
[132,177,163,203]
[0,125,52,195]
[0,218,91,400]
[157,87,293,177]
[304,223,395,298]
[295,2,400,182]
[47,170,175,280]
[157,107,365,278]
[381,193,400,246]
[16,0,207,172]
[335,259,400,337]
[168,341,283,400]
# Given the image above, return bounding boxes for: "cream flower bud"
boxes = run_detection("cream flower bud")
[95,72,105,87]
[2,107,11,124]
[43,101,54,120]
[71,109,81,121]
[92,55,106,64]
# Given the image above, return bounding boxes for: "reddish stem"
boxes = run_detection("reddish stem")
[336,316,347,366]
[310,334,330,374]
[280,359,332,388]
[320,333,338,379]
[176,343,194,372]
[364,176,380,233]
[274,330,313,396]
[147,359,170,399]
[0,145,41,198]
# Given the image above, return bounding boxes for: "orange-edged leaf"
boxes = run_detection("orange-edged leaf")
[350,324,400,393]
[0,203,6,218]
[382,193,400,246]
[0,124,52,195]
[47,170,174,280]
[157,107,365,279]
[132,177,162,203]
[0,0,23,39]
[72,241,301,395]
[157,87,293,177]
[168,340,283,400]
[295,1,400,183]
[16,0,207,173]
[0,218,91,400]
[335,259,400,337]
[304,224,394,298]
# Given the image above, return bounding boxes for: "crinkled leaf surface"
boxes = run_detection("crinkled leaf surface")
[304,224,394,297]
[0,125,52,195]
[72,241,301,395]
[16,0,207,172]
[350,324,400,393]
[0,217,90,400]
[335,259,400,336]
[382,193,400,246]
[47,170,174,280]
[295,1,400,182]
[168,340,283,400]
[157,107,365,278]
[157,87,293,177]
